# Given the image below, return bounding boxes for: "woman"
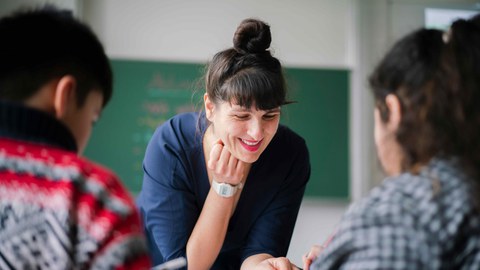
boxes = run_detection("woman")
[305,14,480,269]
[137,18,310,270]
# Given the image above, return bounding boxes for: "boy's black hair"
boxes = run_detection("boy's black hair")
[0,5,112,107]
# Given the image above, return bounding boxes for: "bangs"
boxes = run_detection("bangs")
[219,68,286,110]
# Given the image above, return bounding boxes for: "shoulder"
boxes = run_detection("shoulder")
[70,154,136,207]
[317,174,433,267]
[263,125,309,171]
[346,173,432,224]
[150,112,202,149]
[257,125,310,184]
[270,124,308,155]
[1,137,136,212]
[0,140,149,268]
[344,159,472,231]
[166,111,201,130]
[275,124,306,144]
[143,112,204,178]
[319,160,478,269]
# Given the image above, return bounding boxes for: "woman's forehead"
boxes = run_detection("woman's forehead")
[221,101,280,113]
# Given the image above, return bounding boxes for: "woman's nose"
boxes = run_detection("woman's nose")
[247,119,263,140]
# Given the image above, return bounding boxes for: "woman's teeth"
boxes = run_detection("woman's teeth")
[241,139,259,146]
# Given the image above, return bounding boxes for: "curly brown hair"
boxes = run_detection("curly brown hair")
[369,28,454,172]
[369,14,480,206]
[443,15,480,177]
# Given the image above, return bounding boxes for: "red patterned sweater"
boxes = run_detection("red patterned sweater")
[0,101,151,269]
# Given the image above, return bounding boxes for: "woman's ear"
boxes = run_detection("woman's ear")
[53,75,77,119]
[204,93,215,121]
[385,94,402,131]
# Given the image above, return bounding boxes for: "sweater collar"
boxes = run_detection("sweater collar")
[0,100,77,152]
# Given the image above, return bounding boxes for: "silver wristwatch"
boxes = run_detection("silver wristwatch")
[212,180,243,197]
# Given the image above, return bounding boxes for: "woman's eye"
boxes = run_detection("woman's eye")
[263,114,278,120]
[234,115,249,120]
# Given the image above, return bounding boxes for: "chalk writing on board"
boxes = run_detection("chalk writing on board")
[143,101,170,115]
[147,72,197,93]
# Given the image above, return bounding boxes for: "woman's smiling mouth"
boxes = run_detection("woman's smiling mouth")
[239,138,263,152]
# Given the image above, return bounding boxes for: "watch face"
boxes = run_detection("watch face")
[218,184,232,197]
[213,181,236,197]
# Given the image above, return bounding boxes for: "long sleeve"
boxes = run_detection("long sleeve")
[137,114,203,266]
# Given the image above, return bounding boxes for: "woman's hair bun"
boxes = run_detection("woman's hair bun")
[233,18,271,54]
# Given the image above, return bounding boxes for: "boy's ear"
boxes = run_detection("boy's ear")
[53,75,77,119]
[204,93,215,121]
[385,94,402,131]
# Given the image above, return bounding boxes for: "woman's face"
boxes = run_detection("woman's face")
[205,97,280,164]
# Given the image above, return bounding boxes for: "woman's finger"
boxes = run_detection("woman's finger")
[227,152,238,175]
[208,142,223,170]
[302,244,324,270]
[216,144,231,173]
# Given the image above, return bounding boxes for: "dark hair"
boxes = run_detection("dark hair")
[369,28,451,171]
[0,5,112,107]
[205,18,289,110]
[443,14,480,178]
[370,14,480,190]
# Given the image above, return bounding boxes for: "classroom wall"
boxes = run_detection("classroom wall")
[82,0,355,68]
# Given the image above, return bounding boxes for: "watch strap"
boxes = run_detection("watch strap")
[212,180,243,197]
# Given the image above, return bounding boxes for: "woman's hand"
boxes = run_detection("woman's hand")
[207,140,246,186]
[257,257,301,270]
[303,230,336,269]
[302,245,324,270]
[242,254,300,270]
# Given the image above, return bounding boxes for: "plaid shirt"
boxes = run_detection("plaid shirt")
[311,158,480,269]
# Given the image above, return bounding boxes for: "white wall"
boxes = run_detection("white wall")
[83,0,355,68]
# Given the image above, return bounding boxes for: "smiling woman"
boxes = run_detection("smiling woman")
[136,18,311,270]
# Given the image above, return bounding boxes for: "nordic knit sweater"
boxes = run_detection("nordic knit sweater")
[0,100,151,269]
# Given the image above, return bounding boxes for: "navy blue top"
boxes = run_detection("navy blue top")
[137,112,310,269]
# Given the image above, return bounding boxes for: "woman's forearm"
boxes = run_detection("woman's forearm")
[186,189,237,270]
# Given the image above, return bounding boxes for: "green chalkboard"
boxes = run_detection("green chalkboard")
[84,59,349,198]
[283,68,349,198]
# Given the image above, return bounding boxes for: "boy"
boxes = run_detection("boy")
[0,6,151,269]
